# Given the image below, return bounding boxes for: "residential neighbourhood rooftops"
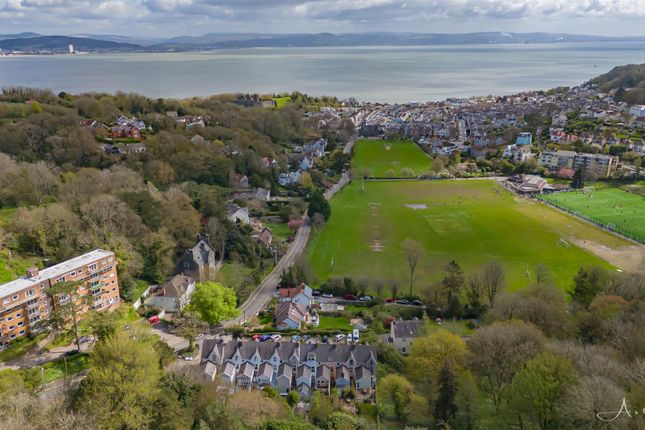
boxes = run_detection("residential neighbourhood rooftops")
[392,318,423,339]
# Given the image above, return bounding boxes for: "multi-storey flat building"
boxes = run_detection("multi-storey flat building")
[539,150,618,178]
[573,153,618,178]
[538,150,577,170]
[0,249,120,349]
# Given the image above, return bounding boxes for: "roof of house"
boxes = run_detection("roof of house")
[257,363,274,379]
[297,365,313,382]
[275,302,307,325]
[238,363,255,379]
[278,283,312,300]
[0,249,114,298]
[158,274,194,298]
[392,318,423,339]
[355,365,372,381]
[316,365,331,381]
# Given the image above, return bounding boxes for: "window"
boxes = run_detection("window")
[27,298,38,306]
[19,330,25,335]
[88,263,97,271]
[78,269,83,274]
[101,259,107,264]
[17,322,23,327]
[7,317,12,322]
[2,298,10,305]
[10,334,16,339]
[15,313,22,318]
[28,308,39,315]
[55,276,66,283]
[25,289,36,297]
[12,295,19,301]
[69,271,76,277]
[9,325,15,330]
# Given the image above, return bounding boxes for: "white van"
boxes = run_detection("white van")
[334,334,345,342]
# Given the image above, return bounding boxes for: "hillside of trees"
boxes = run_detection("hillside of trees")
[0,87,350,301]
[589,63,645,104]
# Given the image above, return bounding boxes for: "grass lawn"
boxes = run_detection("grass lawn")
[307,179,633,293]
[265,222,292,242]
[0,250,41,284]
[41,353,91,383]
[540,188,645,243]
[274,97,292,108]
[352,139,432,178]
[316,316,352,331]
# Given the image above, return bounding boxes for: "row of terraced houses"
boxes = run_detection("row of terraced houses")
[0,249,120,349]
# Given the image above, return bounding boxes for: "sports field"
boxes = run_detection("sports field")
[540,188,645,243]
[307,179,636,292]
[352,139,432,177]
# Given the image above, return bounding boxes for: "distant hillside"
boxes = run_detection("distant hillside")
[0,32,41,41]
[590,63,645,104]
[0,35,144,53]
[151,31,645,51]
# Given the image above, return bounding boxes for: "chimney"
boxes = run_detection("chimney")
[26,267,39,278]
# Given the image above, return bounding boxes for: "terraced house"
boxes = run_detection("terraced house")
[201,340,377,401]
[0,249,120,349]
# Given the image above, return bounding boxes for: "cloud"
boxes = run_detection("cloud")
[0,0,643,36]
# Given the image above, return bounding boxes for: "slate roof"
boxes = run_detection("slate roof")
[157,274,194,298]
[392,318,423,339]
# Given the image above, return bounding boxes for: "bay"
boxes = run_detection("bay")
[1,42,644,103]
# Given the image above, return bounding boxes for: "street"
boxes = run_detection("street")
[222,139,355,327]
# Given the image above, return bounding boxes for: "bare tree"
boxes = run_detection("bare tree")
[402,238,424,297]
[482,260,506,305]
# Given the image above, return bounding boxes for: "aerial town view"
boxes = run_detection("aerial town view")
[1,1,645,430]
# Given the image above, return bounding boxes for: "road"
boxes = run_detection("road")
[222,139,355,327]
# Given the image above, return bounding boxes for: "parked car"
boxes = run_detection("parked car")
[385,297,394,303]
[252,334,262,342]
[312,290,321,297]
[260,334,272,342]
[335,334,345,342]
[147,315,160,324]
[396,299,410,305]
[303,334,311,341]
[359,295,372,301]
[195,333,205,340]
[322,335,329,343]
[322,292,333,298]
[271,334,282,342]
[64,350,80,357]
[183,355,194,361]
[411,300,423,306]
[344,294,357,301]
[291,335,300,343]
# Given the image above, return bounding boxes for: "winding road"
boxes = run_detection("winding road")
[222,139,355,327]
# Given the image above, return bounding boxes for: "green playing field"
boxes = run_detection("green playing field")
[540,188,645,243]
[352,139,432,177]
[307,179,632,293]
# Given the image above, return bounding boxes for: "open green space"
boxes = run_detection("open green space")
[352,139,432,177]
[539,188,645,243]
[265,222,292,242]
[274,97,292,108]
[0,333,48,363]
[41,353,91,383]
[307,179,633,293]
[316,316,352,331]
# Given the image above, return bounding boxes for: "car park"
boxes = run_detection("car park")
[322,292,333,298]
[271,334,282,342]
[359,295,372,301]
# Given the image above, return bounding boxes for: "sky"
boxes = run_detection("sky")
[1,0,644,38]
